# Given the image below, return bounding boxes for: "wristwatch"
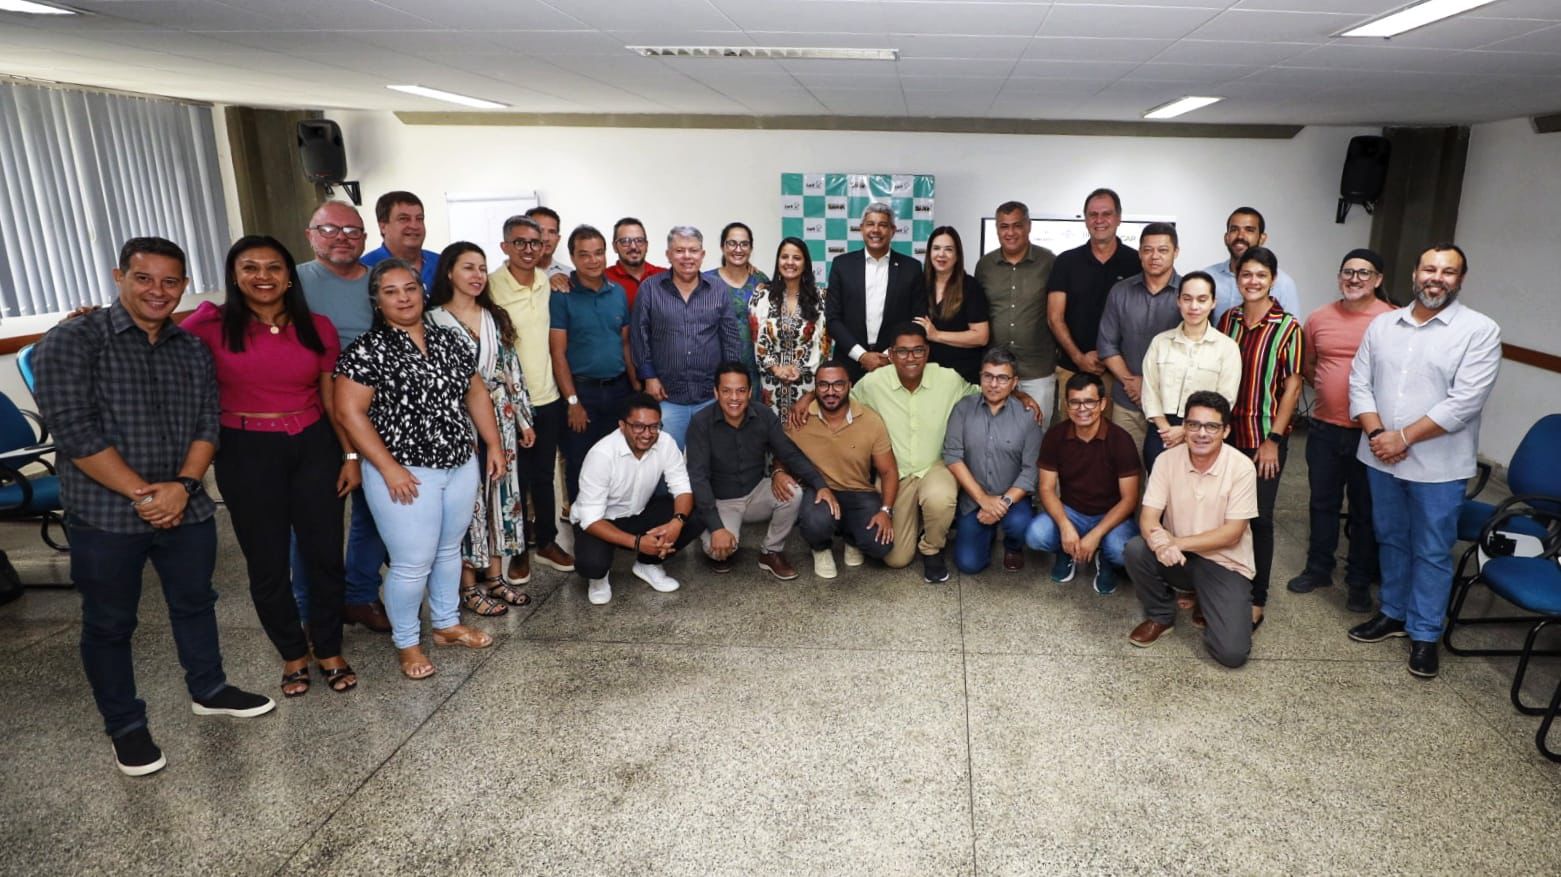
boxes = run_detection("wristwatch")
[567,394,580,406]
[177,476,204,496]
[880,505,893,517]
[672,512,689,524]
[1266,431,1284,443]
[342,452,360,462]
[1366,427,1386,439]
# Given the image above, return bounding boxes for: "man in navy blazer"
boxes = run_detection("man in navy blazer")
[826,202,924,382]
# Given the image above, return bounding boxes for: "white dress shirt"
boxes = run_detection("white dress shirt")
[851,251,892,362]
[571,429,692,529]
[1348,300,1502,483]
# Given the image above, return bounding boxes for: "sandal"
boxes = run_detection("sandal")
[486,576,531,607]
[432,624,494,649]
[398,646,436,680]
[281,665,311,698]
[461,584,509,617]
[319,660,358,693]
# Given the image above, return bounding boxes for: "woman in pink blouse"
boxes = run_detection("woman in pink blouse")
[183,235,360,697]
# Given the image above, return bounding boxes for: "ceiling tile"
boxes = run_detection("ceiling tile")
[1479,23,1561,54]
[1009,58,1139,78]
[1120,62,1261,84]
[1189,10,1359,42]
[710,0,887,33]
[1468,0,1561,20]
[1038,4,1222,40]
[891,34,1033,59]
[878,1,1051,36]
[1021,37,1174,62]
[1150,38,1314,66]
[1285,44,1472,73]
[548,0,737,31]
[1232,0,1401,13]
[371,0,587,30]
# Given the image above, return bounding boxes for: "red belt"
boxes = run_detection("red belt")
[219,409,321,435]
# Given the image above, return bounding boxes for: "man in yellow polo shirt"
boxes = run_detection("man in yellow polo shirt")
[850,322,980,582]
[489,214,574,584]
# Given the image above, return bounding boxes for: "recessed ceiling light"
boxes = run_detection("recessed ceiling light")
[387,85,507,110]
[1340,0,1498,39]
[0,0,78,14]
[1142,96,1223,120]
[628,46,898,61]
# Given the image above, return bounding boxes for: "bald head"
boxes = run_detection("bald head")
[307,201,367,267]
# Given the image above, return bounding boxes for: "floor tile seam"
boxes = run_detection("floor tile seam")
[0,621,77,656]
[1437,674,1561,788]
[506,633,956,658]
[269,629,509,876]
[955,572,980,875]
[958,646,1409,664]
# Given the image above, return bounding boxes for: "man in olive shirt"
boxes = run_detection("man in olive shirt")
[1047,188,1140,419]
[975,200,1057,418]
[491,214,574,581]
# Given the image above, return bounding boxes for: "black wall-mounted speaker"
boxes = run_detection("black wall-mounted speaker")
[296,119,347,185]
[1337,134,1391,223]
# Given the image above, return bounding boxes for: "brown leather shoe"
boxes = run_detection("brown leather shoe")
[1128,619,1174,647]
[1003,549,1024,572]
[534,542,575,572]
[343,601,391,633]
[758,551,798,581]
[505,552,531,585]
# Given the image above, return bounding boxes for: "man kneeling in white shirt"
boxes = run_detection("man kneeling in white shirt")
[571,393,704,605]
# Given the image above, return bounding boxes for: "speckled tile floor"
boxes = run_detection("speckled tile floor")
[1,432,1557,876]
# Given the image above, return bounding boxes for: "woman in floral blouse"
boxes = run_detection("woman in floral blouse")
[748,237,830,418]
[335,259,506,680]
[428,242,536,617]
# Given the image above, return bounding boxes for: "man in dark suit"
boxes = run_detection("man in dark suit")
[826,202,924,382]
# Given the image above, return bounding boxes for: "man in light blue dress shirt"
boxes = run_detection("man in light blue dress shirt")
[1344,243,1501,679]
[1204,207,1301,317]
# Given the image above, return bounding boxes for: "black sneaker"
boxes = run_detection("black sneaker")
[192,685,276,718]
[922,551,950,584]
[1348,613,1407,643]
[1409,641,1440,679]
[112,727,166,777]
[1345,583,1374,614]
[1286,571,1332,593]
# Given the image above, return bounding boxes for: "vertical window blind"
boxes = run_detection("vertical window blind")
[0,80,230,318]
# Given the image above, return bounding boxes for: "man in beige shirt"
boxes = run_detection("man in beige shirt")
[490,214,575,583]
[1125,390,1257,668]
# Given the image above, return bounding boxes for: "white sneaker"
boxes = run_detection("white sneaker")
[587,575,612,605]
[813,548,838,579]
[842,543,865,567]
[632,562,681,593]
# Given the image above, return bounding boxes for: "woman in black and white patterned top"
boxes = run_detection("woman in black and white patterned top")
[334,259,505,681]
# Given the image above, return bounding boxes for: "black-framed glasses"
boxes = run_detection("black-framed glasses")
[1066,398,1101,410]
[615,237,648,247]
[624,421,662,434]
[508,238,544,250]
[816,380,850,391]
[979,372,1015,385]
[723,240,753,250]
[890,346,929,358]
[310,224,365,239]
[1339,268,1377,280]
[1184,420,1224,434]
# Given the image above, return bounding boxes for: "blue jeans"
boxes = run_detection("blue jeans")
[291,487,386,620]
[1025,503,1139,569]
[1367,467,1463,642]
[660,398,715,451]
[361,457,480,649]
[1303,419,1379,586]
[952,503,1036,573]
[70,516,228,738]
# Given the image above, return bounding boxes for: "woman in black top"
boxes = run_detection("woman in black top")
[912,226,989,384]
[334,260,506,681]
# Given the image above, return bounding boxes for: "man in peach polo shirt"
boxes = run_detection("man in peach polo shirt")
[1288,248,1394,612]
[1125,390,1258,668]
[490,214,575,584]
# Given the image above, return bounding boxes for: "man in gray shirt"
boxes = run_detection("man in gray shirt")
[944,349,1043,574]
[1346,243,1501,680]
[294,201,388,633]
[1097,222,1183,460]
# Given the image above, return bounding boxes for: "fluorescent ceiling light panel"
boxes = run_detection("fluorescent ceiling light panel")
[1340,0,1498,38]
[1142,96,1222,120]
[628,46,897,61]
[386,85,506,109]
[0,0,78,14]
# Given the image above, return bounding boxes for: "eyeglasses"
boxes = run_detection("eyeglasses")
[1065,398,1101,410]
[979,372,1015,385]
[816,380,850,391]
[624,421,662,434]
[1183,420,1225,435]
[890,346,929,358]
[1339,268,1378,280]
[508,238,544,250]
[723,240,752,250]
[615,237,648,247]
[310,224,365,240]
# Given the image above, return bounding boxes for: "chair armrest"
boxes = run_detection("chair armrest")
[1480,494,1561,559]
[0,444,55,464]
[1465,461,1493,500]
[18,409,49,445]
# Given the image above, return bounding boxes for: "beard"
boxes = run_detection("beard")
[1413,279,1460,311]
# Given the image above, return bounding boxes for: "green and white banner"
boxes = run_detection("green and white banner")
[780,173,936,286]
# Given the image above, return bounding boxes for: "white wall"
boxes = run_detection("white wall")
[1456,117,1561,466]
[326,111,1373,320]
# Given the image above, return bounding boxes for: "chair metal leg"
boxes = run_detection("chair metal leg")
[40,513,69,552]
[1509,618,1561,715]
[1538,672,1561,763]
